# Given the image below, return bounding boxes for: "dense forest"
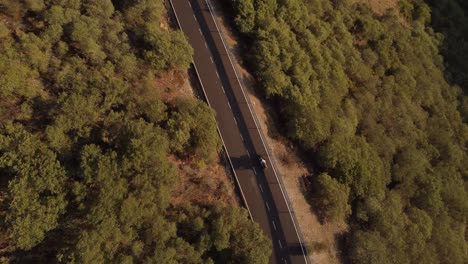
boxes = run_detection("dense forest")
[0,0,271,263]
[231,0,467,263]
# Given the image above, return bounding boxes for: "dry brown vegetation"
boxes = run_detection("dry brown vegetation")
[155,70,194,101]
[170,156,239,207]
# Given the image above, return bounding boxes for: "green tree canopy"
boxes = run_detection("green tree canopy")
[231,0,468,262]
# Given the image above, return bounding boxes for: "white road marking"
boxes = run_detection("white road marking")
[198,28,202,34]
[227,102,231,109]
[266,202,270,212]
[272,220,277,230]
[240,134,244,141]
[278,240,283,249]
[259,184,264,193]
[221,86,225,94]
[210,56,214,63]
[253,167,257,175]
[188,2,192,7]
[204,41,208,48]
[233,117,237,125]
[216,71,220,78]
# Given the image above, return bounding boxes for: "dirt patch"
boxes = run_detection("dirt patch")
[154,70,194,102]
[170,155,239,207]
[209,1,349,263]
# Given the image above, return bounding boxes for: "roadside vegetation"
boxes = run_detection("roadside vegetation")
[230,0,467,263]
[0,0,271,263]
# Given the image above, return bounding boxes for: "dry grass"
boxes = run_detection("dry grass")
[154,70,194,103]
[209,1,349,263]
[170,155,239,207]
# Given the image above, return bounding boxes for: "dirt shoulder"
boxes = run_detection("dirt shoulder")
[208,1,349,263]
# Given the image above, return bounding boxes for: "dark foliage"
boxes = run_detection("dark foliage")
[231,0,467,263]
[0,0,270,263]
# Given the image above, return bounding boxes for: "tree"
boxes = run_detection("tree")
[174,205,271,264]
[168,98,221,164]
[0,124,67,250]
[348,230,390,264]
[233,0,256,34]
[232,0,467,262]
[314,173,351,222]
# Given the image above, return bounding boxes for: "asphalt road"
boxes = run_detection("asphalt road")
[169,1,309,263]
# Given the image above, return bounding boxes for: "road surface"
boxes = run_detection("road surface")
[169,1,309,263]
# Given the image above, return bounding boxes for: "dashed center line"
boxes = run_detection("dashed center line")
[272,220,277,230]
[240,134,244,141]
[253,167,257,175]
[278,240,283,249]
[259,184,264,193]
[265,202,270,211]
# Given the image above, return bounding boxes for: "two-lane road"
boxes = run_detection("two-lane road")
[169,1,308,263]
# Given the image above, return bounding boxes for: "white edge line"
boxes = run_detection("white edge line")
[204,0,309,262]
[169,0,253,221]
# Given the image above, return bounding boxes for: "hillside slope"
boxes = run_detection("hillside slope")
[230,0,467,263]
[0,0,271,263]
